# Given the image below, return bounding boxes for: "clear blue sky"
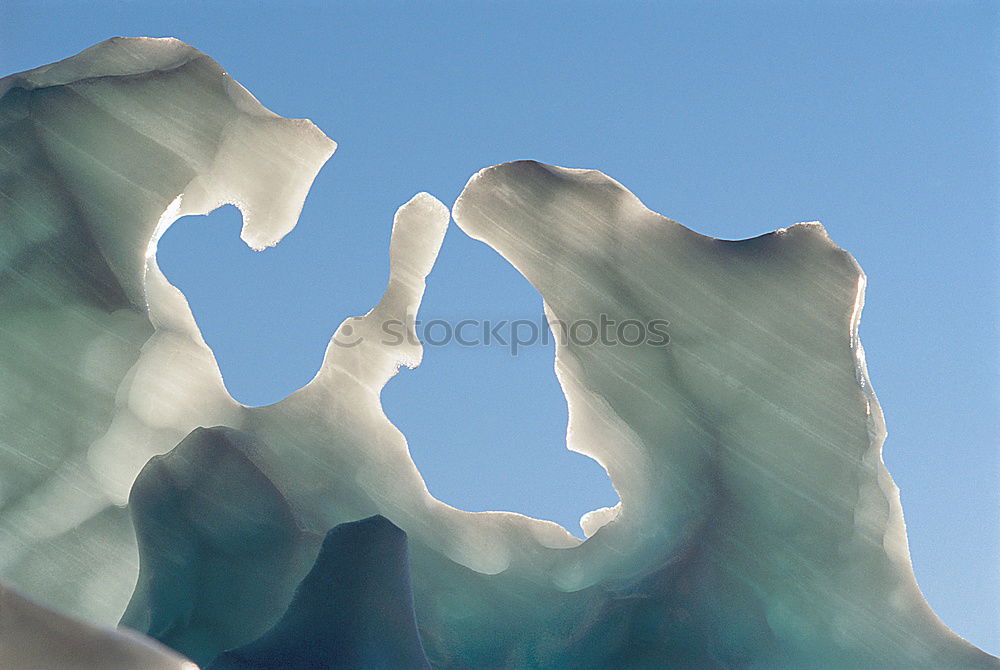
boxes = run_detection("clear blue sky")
[2,0,996,654]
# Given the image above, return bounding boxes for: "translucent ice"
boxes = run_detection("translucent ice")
[0,36,334,625]
[121,427,321,665]
[206,515,430,670]
[0,38,996,669]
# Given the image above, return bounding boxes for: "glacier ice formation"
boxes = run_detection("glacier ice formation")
[0,582,195,670]
[205,514,431,670]
[0,37,996,669]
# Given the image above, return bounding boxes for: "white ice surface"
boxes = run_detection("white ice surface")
[0,37,995,670]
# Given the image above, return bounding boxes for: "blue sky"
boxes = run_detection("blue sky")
[2,0,996,654]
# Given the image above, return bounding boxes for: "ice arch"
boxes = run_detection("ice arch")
[379,229,621,539]
[0,37,994,669]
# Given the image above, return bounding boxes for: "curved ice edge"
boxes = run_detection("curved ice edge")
[0,36,994,668]
[0,582,198,669]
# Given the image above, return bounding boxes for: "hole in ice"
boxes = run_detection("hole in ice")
[156,204,361,407]
[156,200,619,538]
[381,227,620,539]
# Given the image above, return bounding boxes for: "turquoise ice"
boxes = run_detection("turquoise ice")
[0,38,995,669]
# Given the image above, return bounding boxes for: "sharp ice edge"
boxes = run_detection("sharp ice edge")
[0,38,995,669]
